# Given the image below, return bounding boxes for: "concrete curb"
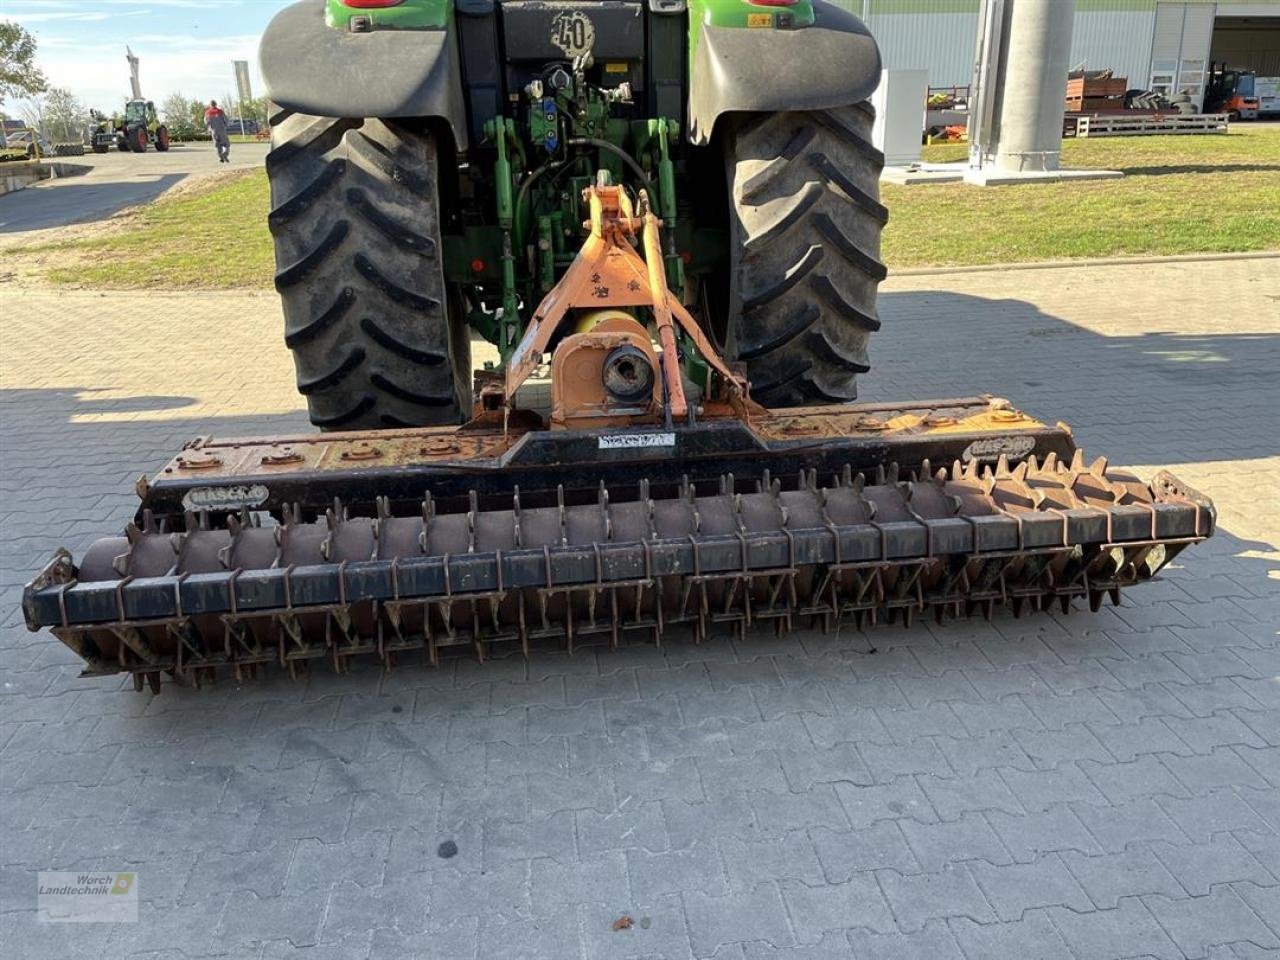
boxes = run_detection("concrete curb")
[888,250,1280,278]
[1,161,91,197]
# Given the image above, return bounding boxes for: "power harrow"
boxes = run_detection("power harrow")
[22,181,1215,691]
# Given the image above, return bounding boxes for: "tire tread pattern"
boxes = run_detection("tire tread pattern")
[266,115,468,430]
[724,106,886,406]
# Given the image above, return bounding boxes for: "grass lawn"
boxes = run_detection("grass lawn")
[5,169,273,289]
[884,126,1280,267]
[4,125,1277,289]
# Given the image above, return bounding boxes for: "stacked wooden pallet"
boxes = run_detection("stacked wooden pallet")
[1065,72,1127,113]
[1074,113,1230,137]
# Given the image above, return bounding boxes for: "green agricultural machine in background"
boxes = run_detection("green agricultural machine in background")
[261,0,884,428]
[90,50,170,154]
[86,102,171,154]
[112,99,171,153]
[88,111,116,154]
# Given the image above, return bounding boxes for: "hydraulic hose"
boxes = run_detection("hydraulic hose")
[566,137,656,199]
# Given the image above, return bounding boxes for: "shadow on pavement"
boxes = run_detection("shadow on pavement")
[0,387,200,417]
[0,173,187,235]
[2,288,1276,586]
[2,290,1275,587]
[869,290,1280,468]
[0,387,308,589]
[0,284,1275,960]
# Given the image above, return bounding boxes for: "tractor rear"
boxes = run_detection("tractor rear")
[21,0,1216,691]
[262,0,884,426]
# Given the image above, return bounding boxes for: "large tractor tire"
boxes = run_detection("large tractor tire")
[266,112,469,430]
[155,126,171,152]
[130,126,148,153]
[721,105,887,406]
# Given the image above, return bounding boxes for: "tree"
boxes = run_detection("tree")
[43,87,86,144]
[239,95,269,126]
[1,21,47,105]
[17,92,44,134]
[161,91,204,140]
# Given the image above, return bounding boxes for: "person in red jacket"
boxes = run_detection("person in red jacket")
[205,100,230,163]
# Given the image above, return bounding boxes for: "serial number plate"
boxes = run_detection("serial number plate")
[598,433,676,450]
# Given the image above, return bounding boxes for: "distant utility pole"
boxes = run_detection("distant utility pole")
[127,47,143,100]
[233,60,252,135]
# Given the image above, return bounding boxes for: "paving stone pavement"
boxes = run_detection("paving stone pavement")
[1,256,1277,959]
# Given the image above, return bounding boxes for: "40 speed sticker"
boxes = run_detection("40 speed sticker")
[961,435,1036,463]
[598,432,676,451]
[181,484,270,512]
[550,10,596,57]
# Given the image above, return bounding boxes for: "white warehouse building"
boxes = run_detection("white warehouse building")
[832,0,1280,110]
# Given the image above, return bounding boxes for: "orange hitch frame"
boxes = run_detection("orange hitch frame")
[504,178,748,422]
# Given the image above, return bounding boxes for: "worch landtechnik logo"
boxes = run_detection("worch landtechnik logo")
[38,872,138,922]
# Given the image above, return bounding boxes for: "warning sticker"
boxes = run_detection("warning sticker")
[746,13,773,27]
[598,433,676,451]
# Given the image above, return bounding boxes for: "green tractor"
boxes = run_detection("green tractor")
[260,0,884,430]
[113,99,171,153]
[88,110,115,154]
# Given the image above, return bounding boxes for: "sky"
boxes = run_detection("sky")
[5,0,296,112]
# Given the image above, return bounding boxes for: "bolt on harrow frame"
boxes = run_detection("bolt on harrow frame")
[23,397,1215,692]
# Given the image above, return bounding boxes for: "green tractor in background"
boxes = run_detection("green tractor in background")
[260,0,884,430]
[88,111,115,154]
[111,99,171,153]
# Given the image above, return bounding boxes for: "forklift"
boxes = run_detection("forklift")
[1205,62,1260,120]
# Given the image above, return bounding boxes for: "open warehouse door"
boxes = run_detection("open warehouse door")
[1212,11,1280,116]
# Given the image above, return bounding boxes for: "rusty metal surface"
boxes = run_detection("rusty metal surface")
[152,396,1048,482]
[25,447,1214,692]
[118,395,1082,538]
[550,316,661,427]
[505,182,746,420]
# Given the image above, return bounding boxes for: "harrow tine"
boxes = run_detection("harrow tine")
[24,447,1214,692]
